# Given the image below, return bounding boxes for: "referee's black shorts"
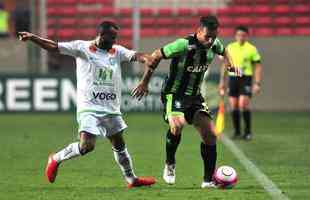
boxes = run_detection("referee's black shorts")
[228,76,253,97]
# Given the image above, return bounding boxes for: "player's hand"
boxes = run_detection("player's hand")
[228,67,243,77]
[18,32,34,42]
[252,83,261,95]
[218,84,226,97]
[131,82,149,101]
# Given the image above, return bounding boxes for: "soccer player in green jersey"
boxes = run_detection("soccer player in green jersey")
[219,26,262,141]
[132,15,242,188]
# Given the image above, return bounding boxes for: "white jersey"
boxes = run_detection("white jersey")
[58,40,136,116]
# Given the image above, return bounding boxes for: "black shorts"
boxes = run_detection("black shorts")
[161,93,212,124]
[228,76,253,97]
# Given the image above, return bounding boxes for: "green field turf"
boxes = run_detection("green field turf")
[0,112,309,200]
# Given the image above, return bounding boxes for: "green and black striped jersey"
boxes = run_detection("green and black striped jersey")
[161,34,225,96]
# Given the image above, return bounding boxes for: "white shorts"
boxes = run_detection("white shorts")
[77,113,128,138]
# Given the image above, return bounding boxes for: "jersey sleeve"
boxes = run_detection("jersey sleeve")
[116,45,136,62]
[58,40,82,57]
[161,38,188,59]
[212,38,225,56]
[251,47,262,63]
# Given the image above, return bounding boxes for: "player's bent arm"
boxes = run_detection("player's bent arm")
[140,49,163,85]
[18,32,58,52]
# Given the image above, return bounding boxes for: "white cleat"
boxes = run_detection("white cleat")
[163,164,176,185]
[201,181,218,189]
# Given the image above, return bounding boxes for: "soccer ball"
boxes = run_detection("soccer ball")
[213,165,238,189]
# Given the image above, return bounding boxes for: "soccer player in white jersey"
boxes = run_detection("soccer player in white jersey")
[18,21,156,188]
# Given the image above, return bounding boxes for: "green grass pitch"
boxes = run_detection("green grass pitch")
[0,112,309,200]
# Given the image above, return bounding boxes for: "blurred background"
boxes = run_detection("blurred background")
[0,0,309,112]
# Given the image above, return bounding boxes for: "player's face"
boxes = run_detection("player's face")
[235,30,248,44]
[97,28,118,50]
[197,27,217,48]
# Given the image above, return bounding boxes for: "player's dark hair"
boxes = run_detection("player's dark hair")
[97,21,119,33]
[200,15,219,30]
[235,25,249,34]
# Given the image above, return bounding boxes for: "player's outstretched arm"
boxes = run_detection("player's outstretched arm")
[131,49,163,100]
[18,31,59,52]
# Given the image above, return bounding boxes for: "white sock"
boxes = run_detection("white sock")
[53,142,81,163]
[113,147,136,184]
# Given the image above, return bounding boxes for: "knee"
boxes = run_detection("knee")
[170,124,184,136]
[79,142,95,155]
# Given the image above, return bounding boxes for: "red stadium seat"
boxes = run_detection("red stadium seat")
[140,8,155,16]
[119,18,132,28]
[231,6,253,15]
[158,8,174,16]
[176,18,197,28]
[274,17,293,26]
[79,28,96,39]
[295,27,310,35]
[177,8,194,16]
[295,17,310,26]
[176,28,192,36]
[100,7,115,15]
[157,28,173,36]
[58,29,76,39]
[48,29,56,38]
[292,4,310,15]
[157,17,175,26]
[119,8,132,16]
[274,28,293,36]
[119,29,132,39]
[253,5,272,15]
[141,17,156,27]
[217,8,230,16]
[79,18,100,26]
[253,28,273,36]
[253,16,273,26]
[141,28,155,37]
[47,19,57,27]
[197,8,211,16]
[274,5,291,15]
[234,17,253,26]
[59,18,76,26]
[218,17,233,27]
[220,28,234,37]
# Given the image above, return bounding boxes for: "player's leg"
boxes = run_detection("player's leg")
[239,76,253,140]
[105,116,155,188]
[45,113,100,183]
[163,115,186,184]
[193,111,217,188]
[161,94,186,184]
[228,76,241,139]
[45,132,96,183]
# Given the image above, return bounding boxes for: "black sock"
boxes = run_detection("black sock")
[243,110,251,134]
[200,143,217,182]
[166,130,181,165]
[231,109,241,135]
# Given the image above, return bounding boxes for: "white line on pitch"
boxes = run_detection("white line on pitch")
[220,134,290,200]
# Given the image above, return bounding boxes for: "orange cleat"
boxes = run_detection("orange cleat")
[45,154,59,183]
[127,176,156,188]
